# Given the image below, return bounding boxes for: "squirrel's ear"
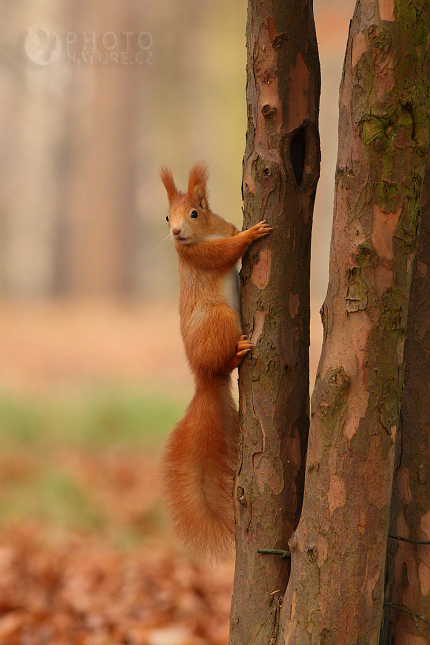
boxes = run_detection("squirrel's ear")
[160,166,178,204]
[188,161,209,209]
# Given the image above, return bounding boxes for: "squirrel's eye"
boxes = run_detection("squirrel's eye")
[190,210,198,219]
[166,215,169,222]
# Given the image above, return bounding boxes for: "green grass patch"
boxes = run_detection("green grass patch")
[0,388,186,543]
[0,388,187,449]
[0,467,105,533]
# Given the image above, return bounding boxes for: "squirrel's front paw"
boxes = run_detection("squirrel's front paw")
[247,220,272,241]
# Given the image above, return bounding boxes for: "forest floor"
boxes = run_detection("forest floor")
[0,298,322,645]
[0,299,233,645]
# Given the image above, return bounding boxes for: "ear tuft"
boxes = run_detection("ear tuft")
[188,161,209,209]
[160,166,178,204]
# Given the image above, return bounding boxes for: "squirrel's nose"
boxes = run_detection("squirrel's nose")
[172,227,181,235]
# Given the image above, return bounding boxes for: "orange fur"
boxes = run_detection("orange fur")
[187,161,209,209]
[163,376,238,558]
[160,162,272,559]
[159,166,179,204]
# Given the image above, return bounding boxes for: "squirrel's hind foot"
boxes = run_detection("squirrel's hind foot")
[226,335,253,371]
[236,335,253,357]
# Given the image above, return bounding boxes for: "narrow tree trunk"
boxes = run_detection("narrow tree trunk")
[229,1,320,643]
[382,151,430,643]
[56,0,138,296]
[277,1,430,643]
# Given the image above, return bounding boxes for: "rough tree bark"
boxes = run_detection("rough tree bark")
[229,1,320,644]
[382,153,430,642]
[275,0,430,643]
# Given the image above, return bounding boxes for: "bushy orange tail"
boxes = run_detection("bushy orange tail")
[161,375,238,560]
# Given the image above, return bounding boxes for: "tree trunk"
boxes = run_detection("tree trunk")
[276,0,430,643]
[381,152,430,642]
[0,0,65,295]
[229,1,320,643]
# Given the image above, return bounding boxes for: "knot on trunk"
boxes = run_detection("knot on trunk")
[316,367,350,417]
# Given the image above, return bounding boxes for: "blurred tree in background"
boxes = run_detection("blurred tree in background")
[0,0,247,297]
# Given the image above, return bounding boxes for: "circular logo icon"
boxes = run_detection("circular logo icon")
[24,27,61,66]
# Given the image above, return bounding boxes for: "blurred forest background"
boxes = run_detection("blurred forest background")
[0,0,355,643]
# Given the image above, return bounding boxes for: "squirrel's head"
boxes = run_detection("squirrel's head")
[160,162,210,245]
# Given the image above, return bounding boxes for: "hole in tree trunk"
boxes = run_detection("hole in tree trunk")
[290,127,306,187]
[286,123,320,191]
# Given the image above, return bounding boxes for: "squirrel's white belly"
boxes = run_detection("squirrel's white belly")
[222,267,240,314]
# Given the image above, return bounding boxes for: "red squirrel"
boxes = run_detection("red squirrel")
[160,162,271,558]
